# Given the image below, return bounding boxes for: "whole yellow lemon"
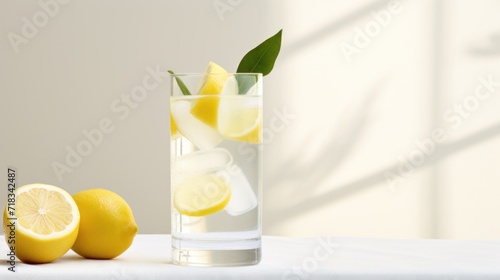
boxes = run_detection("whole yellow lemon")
[71,188,138,259]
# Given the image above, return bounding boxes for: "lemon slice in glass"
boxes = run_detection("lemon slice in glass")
[173,174,231,216]
[217,80,262,144]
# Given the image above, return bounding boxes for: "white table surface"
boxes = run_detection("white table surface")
[1,234,500,279]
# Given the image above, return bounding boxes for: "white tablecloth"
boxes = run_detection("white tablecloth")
[1,234,500,279]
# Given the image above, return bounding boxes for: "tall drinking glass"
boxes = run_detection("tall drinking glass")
[170,73,262,266]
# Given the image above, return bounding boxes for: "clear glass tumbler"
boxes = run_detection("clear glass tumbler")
[170,73,262,266]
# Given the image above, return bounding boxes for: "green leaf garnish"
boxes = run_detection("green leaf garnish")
[168,70,191,95]
[237,29,282,75]
[236,29,282,94]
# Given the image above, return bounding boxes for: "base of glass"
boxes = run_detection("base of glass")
[172,248,261,267]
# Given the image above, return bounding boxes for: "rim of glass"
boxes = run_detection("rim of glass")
[170,73,263,77]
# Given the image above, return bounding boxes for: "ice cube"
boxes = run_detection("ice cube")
[173,148,233,177]
[170,100,222,150]
[223,164,258,216]
[220,76,238,96]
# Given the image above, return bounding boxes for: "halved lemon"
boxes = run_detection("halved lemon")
[2,183,80,263]
[173,174,231,216]
[190,61,228,128]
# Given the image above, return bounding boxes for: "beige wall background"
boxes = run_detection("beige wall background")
[1,0,499,239]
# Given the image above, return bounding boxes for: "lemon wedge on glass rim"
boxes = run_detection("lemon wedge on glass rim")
[190,61,228,128]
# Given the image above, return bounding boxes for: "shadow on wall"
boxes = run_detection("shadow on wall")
[284,0,394,57]
[264,0,400,234]
[265,0,500,238]
[267,121,500,228]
